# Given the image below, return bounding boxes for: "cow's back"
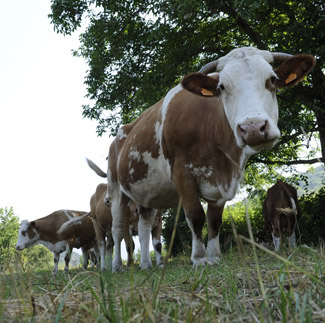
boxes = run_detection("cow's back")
[35,210,83,241]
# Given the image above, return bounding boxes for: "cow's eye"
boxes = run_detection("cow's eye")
[271,76,277,84]
[22,231,26,236]
[219,84,225,91]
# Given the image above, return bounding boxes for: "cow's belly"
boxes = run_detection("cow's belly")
[121,154,178,208]
[123,173,178,209]
[40,240,67,253]
[199,177,240,207]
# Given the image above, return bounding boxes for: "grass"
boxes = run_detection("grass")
[1,242,324,322]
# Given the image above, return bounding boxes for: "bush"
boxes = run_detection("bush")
[298,186,325,244]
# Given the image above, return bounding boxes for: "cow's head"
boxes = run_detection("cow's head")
[15,220,40,250]
[182,47,315,153]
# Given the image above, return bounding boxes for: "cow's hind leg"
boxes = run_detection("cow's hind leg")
[138,208,157,269]
[64,244,72,272]
[81,247,89,270]
[287,215,297,250]
[151,213,163,266]
[111,192,129,272]
[272,213,281,251]
[93,219,107,270]
[206,204,224,262]
[53,251,60,274]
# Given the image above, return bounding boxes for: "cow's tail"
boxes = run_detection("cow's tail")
[276,207,295,216]
[278,181,298,216]
[58,212,91,237]
[86,158,107,178]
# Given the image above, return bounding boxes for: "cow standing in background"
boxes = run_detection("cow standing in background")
[260,180,302,251]
[104,47,314,271]
[85,159,163,270]
[15,209,98,273]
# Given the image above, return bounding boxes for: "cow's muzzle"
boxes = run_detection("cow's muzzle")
[237,118,278,149]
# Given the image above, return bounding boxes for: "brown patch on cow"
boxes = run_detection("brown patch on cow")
[127,157,149,185]
[162,88,242,188]
[117,100,163,191]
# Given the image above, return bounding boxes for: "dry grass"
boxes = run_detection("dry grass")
[1,242,325,322]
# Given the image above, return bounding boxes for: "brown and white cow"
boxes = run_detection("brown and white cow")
[259,180,301,251]
[105,47,314,271]
[86,160,163,270]
[15,209,98,273]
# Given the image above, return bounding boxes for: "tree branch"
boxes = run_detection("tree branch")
[208,1,266,50]
[252,158,324,166]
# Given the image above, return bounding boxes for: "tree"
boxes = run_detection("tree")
[0,207,53,272]
[0,207,20,271]
[49,0,324,167]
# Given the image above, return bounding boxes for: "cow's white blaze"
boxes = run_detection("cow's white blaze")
[216,48,280,151]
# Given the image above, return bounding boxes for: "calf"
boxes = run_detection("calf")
[86,159,163,269]
[260,180,301,251]
[15,209,98,273]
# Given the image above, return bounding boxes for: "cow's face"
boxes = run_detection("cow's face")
[182,48,315,153]
[15,220,40,250]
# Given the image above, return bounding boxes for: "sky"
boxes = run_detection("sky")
[0,0,134,258]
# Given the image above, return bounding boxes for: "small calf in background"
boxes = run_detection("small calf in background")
[258,180,301,251]
[16,209,99,274]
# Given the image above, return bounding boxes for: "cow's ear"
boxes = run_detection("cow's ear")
[181,72,220,97]
[274,54,315,88]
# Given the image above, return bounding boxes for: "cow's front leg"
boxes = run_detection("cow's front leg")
[272,214,281,251]
[93,219,107,270]
[81,247,89,270]
[206,204,224,262]
[53,251,60,274]
[138,208,157,269]
[64,244,72,272]
[173,162,208,266]
[287,216,297,250]
[151,213,163,266]
[111,193,129,272]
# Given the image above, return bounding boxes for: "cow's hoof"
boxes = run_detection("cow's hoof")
[112,265,124,273]
[192,257,219,267]
[139,262,152,270]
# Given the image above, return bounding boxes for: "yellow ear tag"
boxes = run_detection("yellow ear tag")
[285,72,297,84]
[201,88,214,96]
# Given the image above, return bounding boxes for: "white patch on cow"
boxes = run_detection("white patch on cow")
[129,168,135,175]
[156,84,183,144]
[116,128,128,140]
[40,240,67,254]
[207,236,221,260]
[122,149,178,208]
[187,164,214,179]
[63,209,73,220]
[290,197,297,214]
